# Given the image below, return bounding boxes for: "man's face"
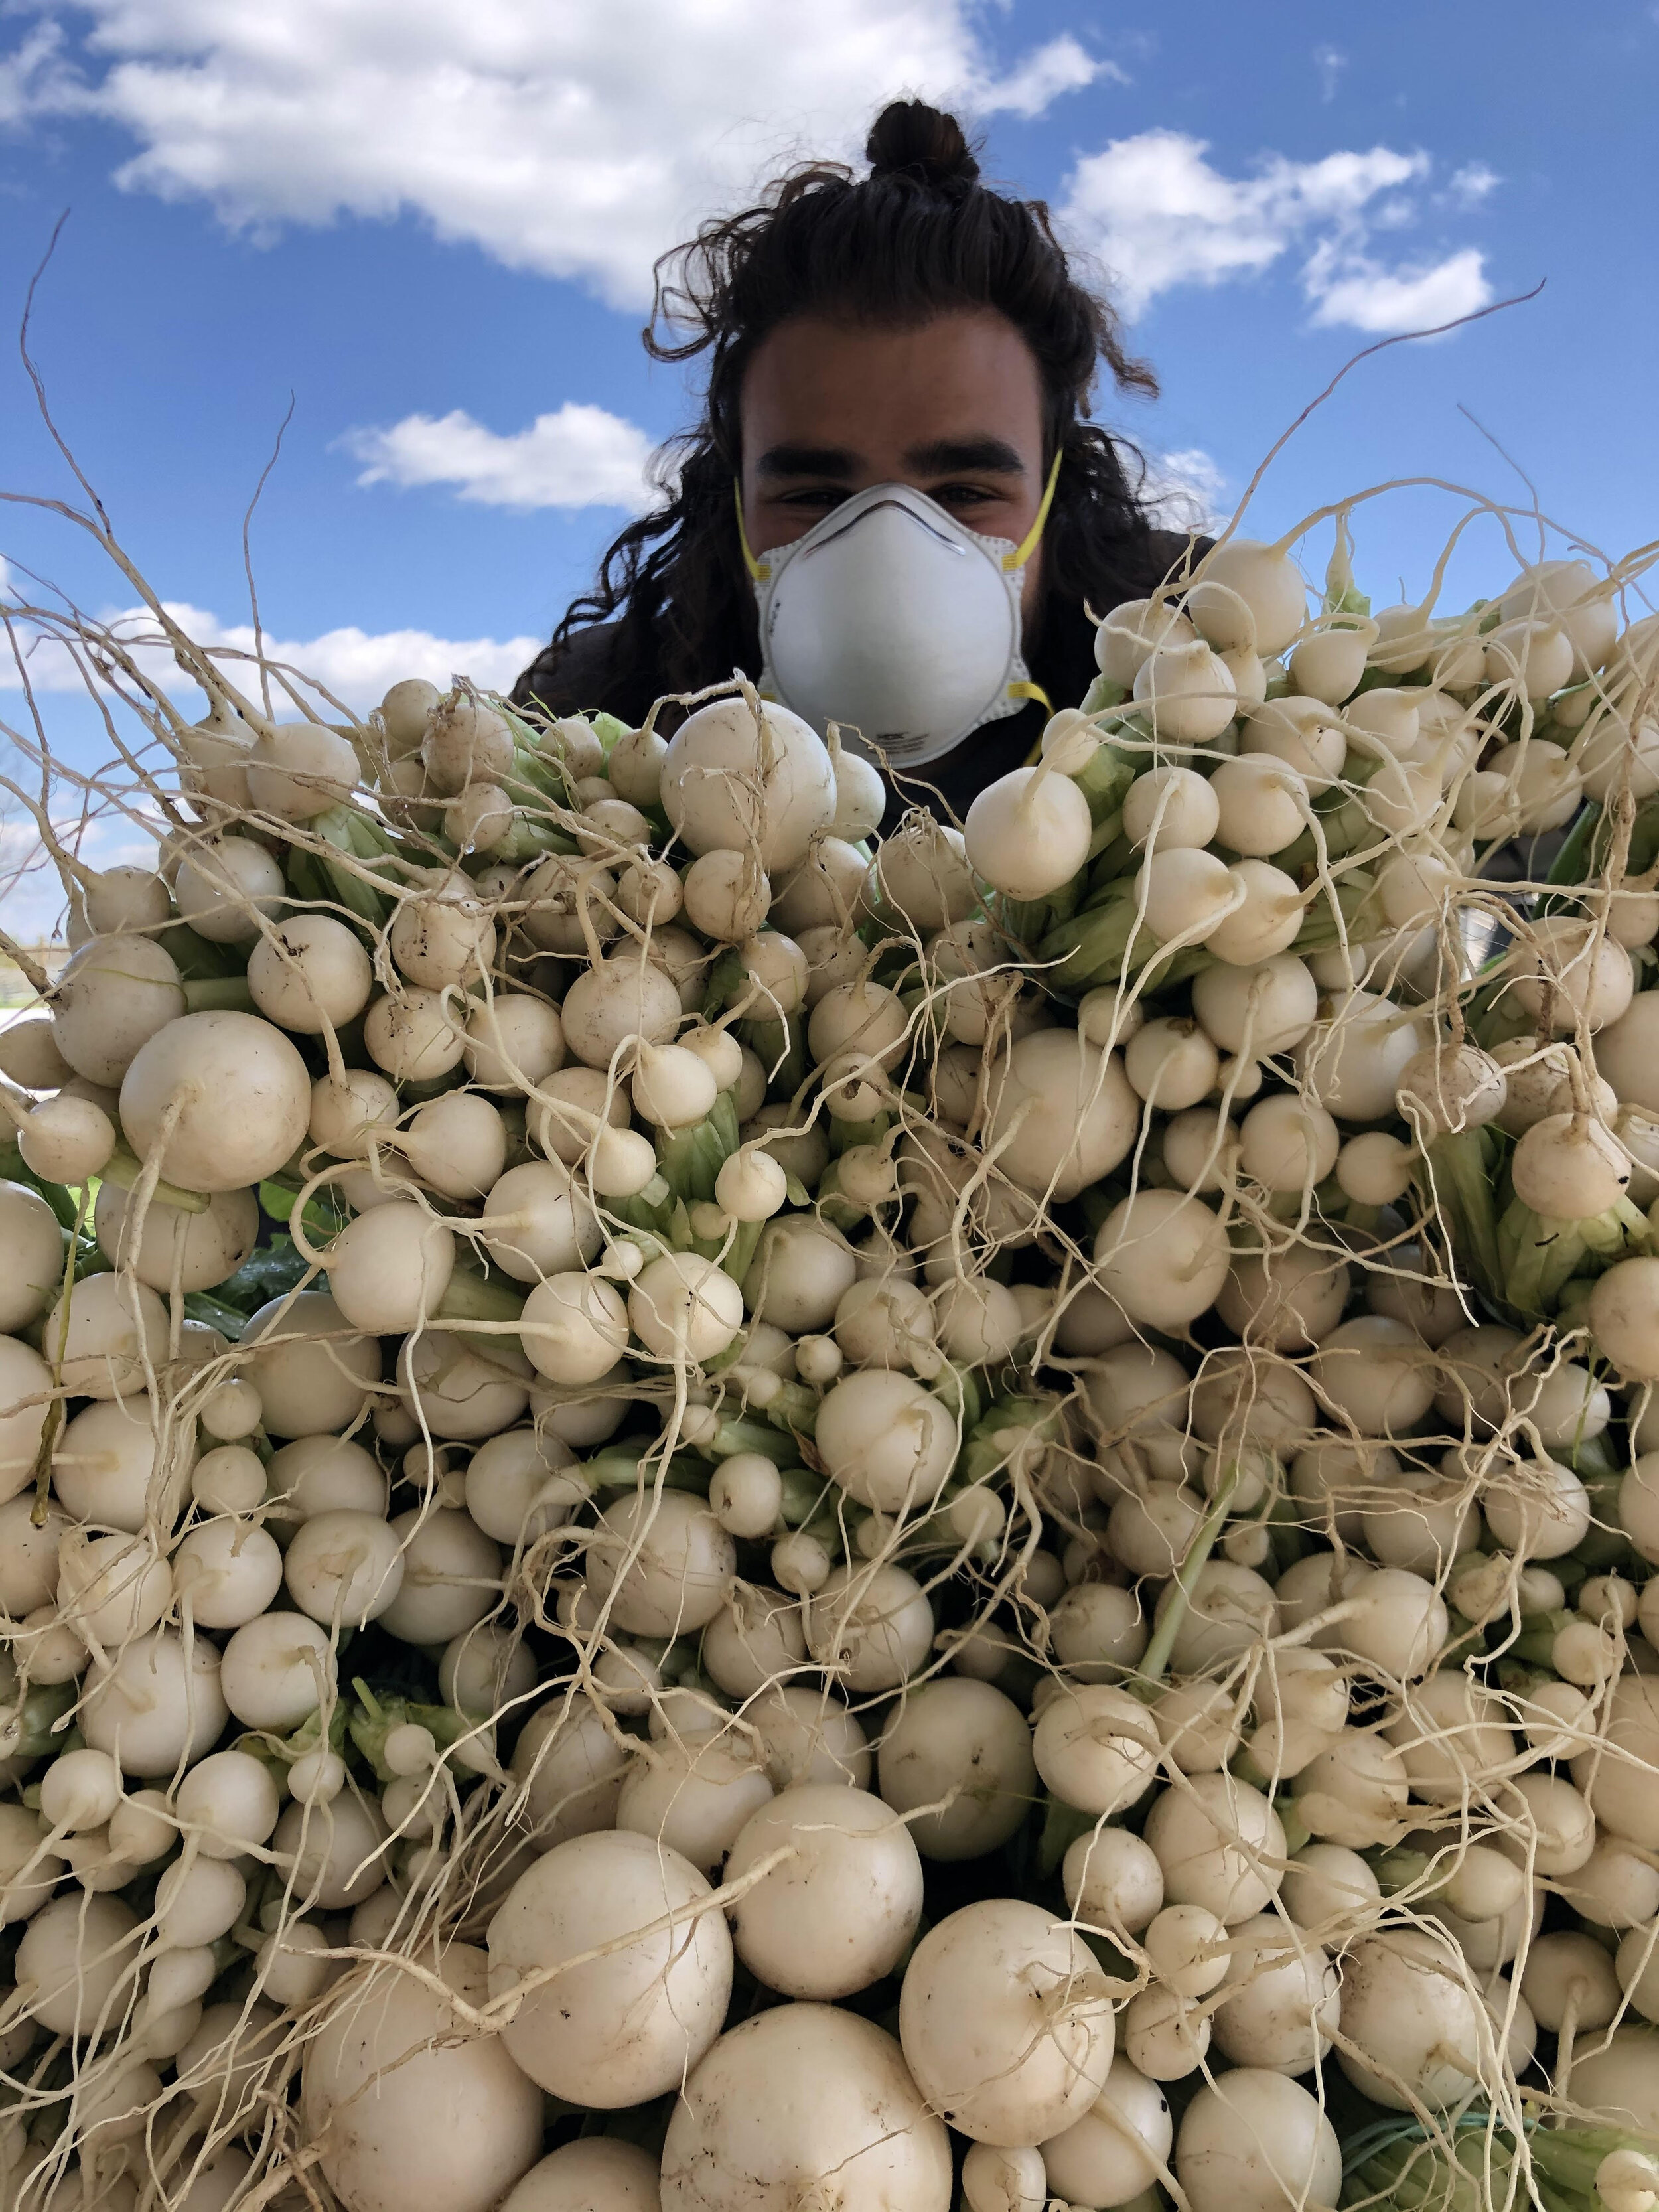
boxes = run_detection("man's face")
[737,308,1049,626]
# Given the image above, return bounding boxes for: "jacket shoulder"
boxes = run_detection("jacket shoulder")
[512,621,624,715]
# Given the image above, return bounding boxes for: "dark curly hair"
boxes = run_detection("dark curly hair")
[522,99,1169,716]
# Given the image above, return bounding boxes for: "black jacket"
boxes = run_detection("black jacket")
[512,526,1205,824]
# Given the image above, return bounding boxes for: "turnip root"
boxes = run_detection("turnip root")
[1143,1771,1285,1923]
[1039,2055,1172,2209]
[614,1731,773,1872]
[806,1562,933,1693]
[587,1489,735,1636]
[500,2142,661,2212]
[964,763,1093,900]
[1211,1913,1340,2073]
[899,1898,1114,2144]
[488,1828,732,2105]
[725,1784,924,1997]
[1175,2069,1340,2212]
[1334,1929,1484,2110]
[298,1941,541,2212]
[80,1626,228,1775]
[814,1368,957,1512]
[662,696,835,871]
[662,2002,951,2212]
[50,936,185,1085]
[120,1010,311,1192]
[875,1679,1037,1861]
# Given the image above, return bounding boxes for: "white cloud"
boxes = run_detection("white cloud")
[979,35,1116,119]
[5,1,1103,308]
[341,403,658,514]
[1313,44,1346,101]
[1,600,543,710]
[1304,244,1492,333]
[1447,161,1500,207]
[1061,130,1430,318]
[1139,447,1229,534]
[1060,129,1497,337]
[0,19,64,124]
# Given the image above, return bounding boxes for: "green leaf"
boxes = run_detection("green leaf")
[196,1234,315,1327]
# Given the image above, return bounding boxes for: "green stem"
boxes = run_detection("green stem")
[722,1217,765,1285]
[1133,1472,1238,1691]
[182,976,255,1015]
[98,1142,212,1215]
[435,1269,527,1325]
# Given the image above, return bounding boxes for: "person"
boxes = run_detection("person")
[514,98,1204,824]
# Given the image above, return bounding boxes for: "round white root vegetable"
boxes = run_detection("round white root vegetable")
[875,1679,1037,1861]
[520,1272,630,1384]
[0,1180,67,1341]
[119,1010,312,1192]
[628,1252,745,1362]
[1212,1913,1341,2073]
[17,1091,117,1184]
[964,765,1093,899]
[0,1336,58,1508]
[284,1509,407,1627]
[51,935,185,1085]
[1334,1929,1485,2110]
[93,1181,258,1295]
[662,2002,952,2212]
[1093,1189,1230,1328]
[487,1829,732,2106]
[219,1610,338,1730]
[587,1489,735,1636]
[1143,1770,1285,1923]
[301,1943,543,2212]
[247,719,359,818]
[499,2141,661,2212]
[327,1201,456,1333]
[661,697,836,871]
[899,1899,1114,2144]
[1133,638,1238,745]
[1033,1684,1160,1817]
[1571,2029,1659,2132]
[44,1272,169,1400]
[1175,2069,1341,2212]
[80,1626,229,1776]
[983,1031,1139,1201]
[1062,1827,1165,1937]
[376,1505,501,1645]
[15,1892,141,2035]
[1039,2055,1173,2210]
[805,1562,934,1694]
[813,1368,958,1512]
[1187,540,1308,655]
[725,1783,924,1998]
[248,914,374,1031]
[614,1729,773,1874]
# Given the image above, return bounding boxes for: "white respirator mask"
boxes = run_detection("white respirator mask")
[741,456,1059,769]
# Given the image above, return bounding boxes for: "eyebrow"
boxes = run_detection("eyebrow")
[755,443,860,480]
[753,435,1028,481]
[902,435,1027,477]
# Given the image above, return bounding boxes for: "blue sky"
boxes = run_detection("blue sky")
[2,0,1656,928]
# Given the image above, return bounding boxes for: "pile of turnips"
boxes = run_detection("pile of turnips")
[3,486,1659,2212]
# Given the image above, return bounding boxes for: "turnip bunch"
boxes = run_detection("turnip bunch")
[5,461,1659,2212]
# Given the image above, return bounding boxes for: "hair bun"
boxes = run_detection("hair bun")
[865,100,981,190]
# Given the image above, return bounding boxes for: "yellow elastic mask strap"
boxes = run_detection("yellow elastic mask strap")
[733,480,768,583]
[1003,447,1064,573]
